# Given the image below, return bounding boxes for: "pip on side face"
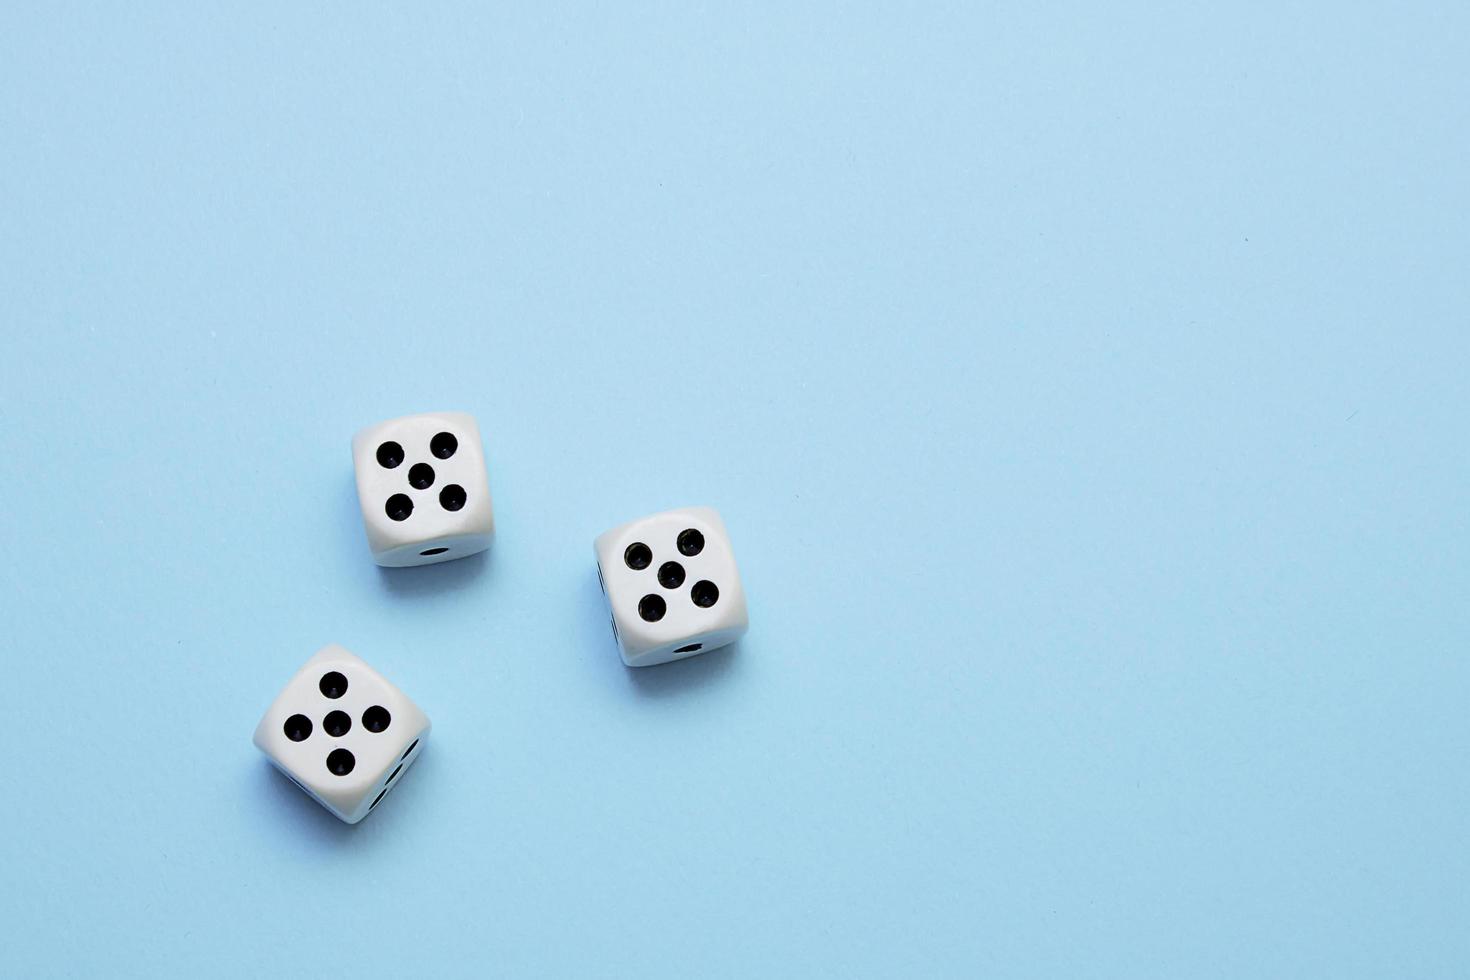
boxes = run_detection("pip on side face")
[595,506,749,667]
[253,645,430,824]
[352,411,494,567]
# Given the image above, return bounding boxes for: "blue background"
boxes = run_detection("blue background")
[2,3,1467,977]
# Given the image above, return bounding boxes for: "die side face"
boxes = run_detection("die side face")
[253,645,430,824]
[352,411,494,567]
[595,507,749,667]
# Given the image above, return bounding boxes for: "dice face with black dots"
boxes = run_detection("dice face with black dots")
[594,506,749,667]
[253,645,430,824]
[352,411,494,567]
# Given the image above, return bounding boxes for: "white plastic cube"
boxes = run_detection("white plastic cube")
[352,411,495,567]
[594,506,749,667]
[253,645,431,824]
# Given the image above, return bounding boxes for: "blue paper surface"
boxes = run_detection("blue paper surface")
[2,4,1467,976]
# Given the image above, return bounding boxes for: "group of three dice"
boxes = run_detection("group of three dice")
[255,412,750,823]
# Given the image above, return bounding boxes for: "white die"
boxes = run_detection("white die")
[352,411,495,567]
[594,506,749,667]
[253,645,431,824]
